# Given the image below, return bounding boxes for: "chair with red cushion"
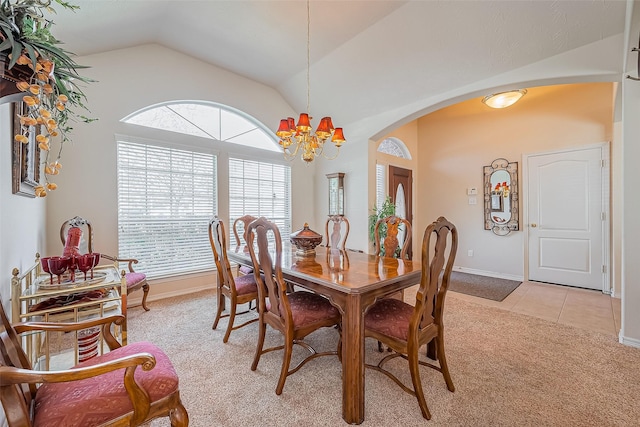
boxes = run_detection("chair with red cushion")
[246,217,341,395]
[232,214,257,276]
[60,216,150,311]
[364,216,458,420]
[0,293,188,427]
[208,216,259,343]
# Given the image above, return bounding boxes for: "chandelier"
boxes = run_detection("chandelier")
[276,0,346,163]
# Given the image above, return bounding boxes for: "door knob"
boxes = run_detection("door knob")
[531,223,537,227]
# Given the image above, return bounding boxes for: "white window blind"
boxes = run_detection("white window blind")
[376,163,386,210]
[117,140,217,278]
[229,158,291,242]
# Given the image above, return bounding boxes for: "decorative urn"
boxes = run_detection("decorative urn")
[290,223,323,258]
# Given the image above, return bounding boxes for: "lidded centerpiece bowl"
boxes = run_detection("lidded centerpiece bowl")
[290,223,322,258]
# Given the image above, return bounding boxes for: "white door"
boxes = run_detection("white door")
[527,146,607,290]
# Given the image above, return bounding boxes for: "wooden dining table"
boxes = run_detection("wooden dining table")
[227,243,421,425]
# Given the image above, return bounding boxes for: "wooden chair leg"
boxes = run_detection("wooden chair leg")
[141,284,150,311]
[223,298,237,343]
[251,316,266,371]
[437,333,455,392]
[169,401,189,427]
[408,349,431,420]
[212,291,225,330]
[276,339,294,395]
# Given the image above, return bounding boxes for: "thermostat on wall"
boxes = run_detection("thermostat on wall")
[467,187,478,196]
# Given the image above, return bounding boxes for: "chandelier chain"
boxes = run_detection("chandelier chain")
[306,0,311,114]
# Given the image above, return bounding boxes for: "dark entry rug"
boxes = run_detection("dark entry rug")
[449,271,522,302]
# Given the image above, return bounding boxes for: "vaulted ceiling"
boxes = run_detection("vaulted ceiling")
[51,1,629,130]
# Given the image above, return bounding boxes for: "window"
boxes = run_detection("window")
[123,102,280,153]
[117,140,217,278]
[229,158,291,240]
[377,137,412,159]
[376,163,386,210]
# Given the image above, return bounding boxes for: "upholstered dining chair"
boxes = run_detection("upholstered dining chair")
[373,214,412,260]
[232,214,257,276]
[208,216,259,343]
[246,217,341,395]
[364,216,458,420]
[0,293,189,427]
[60,216,150,311]
[325,215,350,250]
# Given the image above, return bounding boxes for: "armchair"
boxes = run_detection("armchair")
[60,216,150,311]
[0,295,188,426]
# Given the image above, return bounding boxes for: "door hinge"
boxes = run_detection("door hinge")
[601,212,606,221]
[602,265,607,273]
[601,159,606,168]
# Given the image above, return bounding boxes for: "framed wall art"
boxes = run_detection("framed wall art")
[11,102,41,197]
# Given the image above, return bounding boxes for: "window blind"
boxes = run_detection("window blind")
[376,163,386,210]
[229,158,291,242]
[117,140,217,278]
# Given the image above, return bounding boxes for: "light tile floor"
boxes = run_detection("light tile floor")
[447,280,621,338]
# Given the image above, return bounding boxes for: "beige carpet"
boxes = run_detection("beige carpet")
[130,289,640,427]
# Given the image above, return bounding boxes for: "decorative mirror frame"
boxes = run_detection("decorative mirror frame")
[327,172,345,216]
[483,158,519,235]
[11,102,41,198]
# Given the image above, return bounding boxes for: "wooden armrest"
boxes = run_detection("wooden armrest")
[101,254,139,273]
[0,352,155,385]
[14,315,125,350]
[0,353,155,424]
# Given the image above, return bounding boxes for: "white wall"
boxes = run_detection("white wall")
[0,100,47,315]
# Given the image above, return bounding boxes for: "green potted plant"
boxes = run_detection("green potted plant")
[0,0,93,196]
[368,196,397,256]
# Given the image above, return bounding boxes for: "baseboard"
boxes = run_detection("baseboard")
[127,283,214,308]
[619,332,640,349]
[453,266,523,282]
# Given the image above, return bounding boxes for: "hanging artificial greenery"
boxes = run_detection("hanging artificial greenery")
[1,0,94,196]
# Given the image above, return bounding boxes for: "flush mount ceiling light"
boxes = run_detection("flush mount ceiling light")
[481,89,527,109]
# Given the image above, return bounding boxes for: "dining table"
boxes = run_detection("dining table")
[227,243,421,425]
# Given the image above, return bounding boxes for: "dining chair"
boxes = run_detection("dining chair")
[325,214,350,250]
[232,214,257,275]
[373,214,414,350]
[246,217,341,395]
[373,214,412,259]
[364,216,458,420]
[0,293,189,427]
[209,216,259,343]
[60,216,151,311]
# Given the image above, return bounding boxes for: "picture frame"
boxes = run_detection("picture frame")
[11,102,41,197]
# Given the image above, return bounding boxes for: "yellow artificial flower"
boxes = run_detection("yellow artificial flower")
[23,96,37,106]
[34,186,47,197]
[58,94,68,103]
[14,134,29,144]
[43,84,54,94]
[39,109,51,118]
[38,142,49,151]
[16,81,29,92]
[46,183,58,191]
[16,55,30,65]
[28,85,40,95]
[36,134,49,144]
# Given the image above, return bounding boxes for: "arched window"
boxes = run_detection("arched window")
[117,101,291,279]
[122,101,281,152]
[377,137,412,159]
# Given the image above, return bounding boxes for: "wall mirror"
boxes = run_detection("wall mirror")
[483,158,519,235]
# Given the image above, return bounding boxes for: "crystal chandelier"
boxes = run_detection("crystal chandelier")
[276,0,346,163]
